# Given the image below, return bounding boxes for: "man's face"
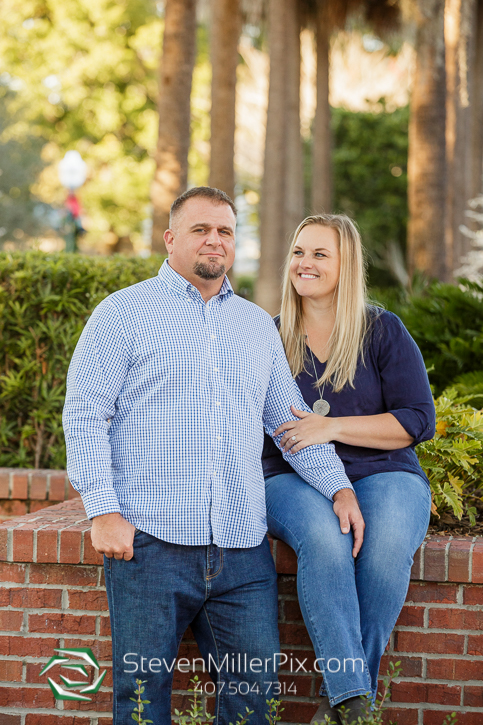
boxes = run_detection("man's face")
[164,198,236,283]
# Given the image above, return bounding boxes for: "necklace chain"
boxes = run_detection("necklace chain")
[305,329,331,416]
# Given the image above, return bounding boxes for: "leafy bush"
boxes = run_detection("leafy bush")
[0,251,163,469]
[372,279,483,394]
[417,389,483,523]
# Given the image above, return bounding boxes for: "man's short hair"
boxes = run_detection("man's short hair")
[169,186,237,228]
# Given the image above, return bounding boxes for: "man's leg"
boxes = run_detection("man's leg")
[104,530,207,724]
[190,537,281,725]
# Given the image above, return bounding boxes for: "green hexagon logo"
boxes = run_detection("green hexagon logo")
[40,647,106,702]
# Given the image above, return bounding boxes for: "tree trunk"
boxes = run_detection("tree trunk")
[151,0,197,253]
[312,1,332,213]
[445,0,475,275]
[469,0,483,201]
[283,0,304,242]
[407,0,447,281]
[255,0,288,314]
[209,0,241,201]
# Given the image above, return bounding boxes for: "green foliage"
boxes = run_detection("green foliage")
[417,389,483,523]
[0,251,162,469]
[130,679,153,724]
[332,105,409,287]
[371,279,483,394]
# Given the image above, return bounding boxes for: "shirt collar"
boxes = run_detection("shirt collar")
[157,259,234,300]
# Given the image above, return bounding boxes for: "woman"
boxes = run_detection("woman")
[262,214,435,723]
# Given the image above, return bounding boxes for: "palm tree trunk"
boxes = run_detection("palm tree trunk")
[470,0,483,200]
[255,0,288,314]
[312,1,332,213]
[151,0,197,253]
[209,0,242,200]
[445,0,475,275]
[283,0,304,242]
[407,0,447,281]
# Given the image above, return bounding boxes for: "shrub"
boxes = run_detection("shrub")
[0,251,163,469]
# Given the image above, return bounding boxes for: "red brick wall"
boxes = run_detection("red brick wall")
[0,498,481,725]
[0,469,79,521]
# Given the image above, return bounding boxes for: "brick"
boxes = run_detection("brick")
[99,615,111,636]
[0,471,10,498]
[49,474,66,501]
[67,589,108,611]
[279,700,319,723]
[28,612,96,634]
[97,720,113,725]
[62,688,112,711]
[391,681,461,705]
[30,473,48,500]
[280,672,312,696]
[67,481,81,500]
[11,473,28,499]
[382,708,419,725]
[0,635,59,657]
[0,685,54,708]
[424,712,483,725]
[395,606,425,627]
[63,637,112,661]
[0,500,28,518]
[29,563,98,586]
[467,634,483,655]
[463,585,483,605]
[284,600,303,621]
[30,500,56,513]
[0,609,24,631]
[0,716,21,725]
[9,587,63,609]
[429,607,483,630]
[448,539,472,582]
[394,631,465,654]
[0,659,23,681]
[82,531,103,565]
[36,528,58,563]
[406,582,458,603]
[277,575,297,596]
[426,657,483,680]
[275,541,297,575]
[0,562,26,583]
[12,527,34,561]
[464,686,483,707]
[59,528,82,564]
[25,717,91,725]
[278,622,312,646]
[423,538,448,581]
[473,541,483,584]
[410,545,422,580]
[379,655,422,678]
[0,529,7,560]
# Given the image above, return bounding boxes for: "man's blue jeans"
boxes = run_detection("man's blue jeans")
[265,471,431,706]
[104,532,280,724]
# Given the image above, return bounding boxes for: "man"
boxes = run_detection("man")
[63,186,363,724]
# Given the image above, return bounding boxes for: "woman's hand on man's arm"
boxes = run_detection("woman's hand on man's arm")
[274,406,413,452]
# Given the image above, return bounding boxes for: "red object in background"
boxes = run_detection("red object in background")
[65,193,81,218]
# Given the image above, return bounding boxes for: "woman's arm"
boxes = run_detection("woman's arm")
[276,407,413,454]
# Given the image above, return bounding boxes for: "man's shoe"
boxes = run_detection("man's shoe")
[310,696,340,724]
[335,695,372,724]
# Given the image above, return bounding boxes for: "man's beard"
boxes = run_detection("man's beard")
[193,258,226,280]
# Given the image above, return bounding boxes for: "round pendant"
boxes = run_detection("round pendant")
[313,398,330,417]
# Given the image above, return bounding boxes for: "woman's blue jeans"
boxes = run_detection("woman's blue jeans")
[265,471,431,706]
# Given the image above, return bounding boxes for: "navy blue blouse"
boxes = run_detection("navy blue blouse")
[262,309,436,484]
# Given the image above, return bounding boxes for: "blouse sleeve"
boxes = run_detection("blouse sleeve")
[375,311,436,446]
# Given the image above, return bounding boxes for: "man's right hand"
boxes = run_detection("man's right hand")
[332,488,365,558]
[90,513,136,561]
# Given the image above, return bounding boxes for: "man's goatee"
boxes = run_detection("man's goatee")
[193,260,226,280]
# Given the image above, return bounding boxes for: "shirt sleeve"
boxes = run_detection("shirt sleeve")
[62,299,131,519]
[262,322,353,500]
[376,312,436,445]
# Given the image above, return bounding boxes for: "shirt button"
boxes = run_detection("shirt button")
[213,367,219,373]
[216,436,222,441]
[211,334,216,340]
[215,401,221,406]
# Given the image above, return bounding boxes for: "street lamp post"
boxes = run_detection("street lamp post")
[58,151,87,252]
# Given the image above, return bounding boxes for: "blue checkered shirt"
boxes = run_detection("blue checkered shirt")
[63,260,352,547]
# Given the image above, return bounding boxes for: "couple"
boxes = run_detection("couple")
[63,186,435,725]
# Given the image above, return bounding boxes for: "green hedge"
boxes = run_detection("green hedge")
[0,252,163,469]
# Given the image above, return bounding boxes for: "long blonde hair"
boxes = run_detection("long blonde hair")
[279,214,370,392]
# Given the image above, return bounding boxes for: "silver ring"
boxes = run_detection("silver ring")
[291,435,297,442]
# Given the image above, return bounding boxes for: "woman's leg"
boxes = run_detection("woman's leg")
[353,472,431,700]
[265,473,373,706]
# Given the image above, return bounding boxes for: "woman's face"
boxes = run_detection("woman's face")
[289,224,340,303]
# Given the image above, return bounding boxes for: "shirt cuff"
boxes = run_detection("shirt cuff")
[80,487,121,520]
[321,470,354,500]
[389,408,434,445]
